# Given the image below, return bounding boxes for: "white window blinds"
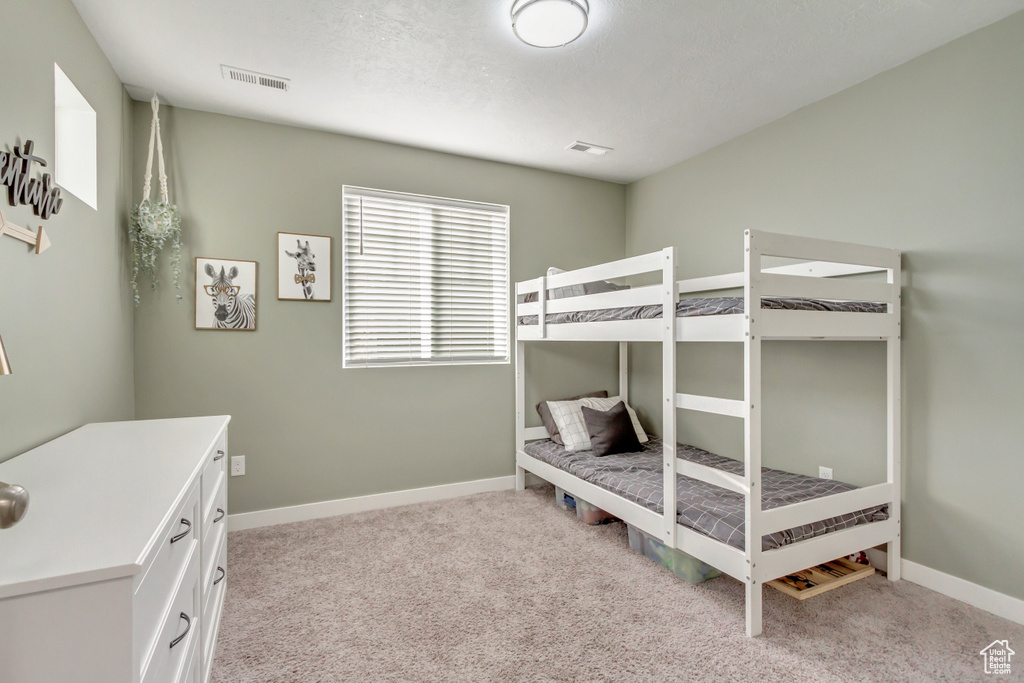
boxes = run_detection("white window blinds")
[342,186,510,368]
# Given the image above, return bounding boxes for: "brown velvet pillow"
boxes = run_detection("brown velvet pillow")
[581,401,642,457]
[537,390,608,445]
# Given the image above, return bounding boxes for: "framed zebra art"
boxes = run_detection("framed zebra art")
[195,257,258,331]
[277,232,332,301]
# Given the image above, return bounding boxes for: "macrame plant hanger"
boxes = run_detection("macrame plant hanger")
[142,93,169,209]
[130,94,182,305]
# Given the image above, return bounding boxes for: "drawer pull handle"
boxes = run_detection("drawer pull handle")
[169,612,191,649]
[214,508,225,523]
[170,518,192,544]
[214,450,225,462]
[214,566,226,586]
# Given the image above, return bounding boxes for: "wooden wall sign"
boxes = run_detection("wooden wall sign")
[0,210,50,254]
[0,140,63,219]
[0,140,62,253]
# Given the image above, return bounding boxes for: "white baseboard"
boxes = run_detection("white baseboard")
[867,550,1023,626]
[902,559,1024,626]
[228,473,545,532]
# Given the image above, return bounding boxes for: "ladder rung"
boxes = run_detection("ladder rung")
[676,458,748,495]
[676,393,745,418]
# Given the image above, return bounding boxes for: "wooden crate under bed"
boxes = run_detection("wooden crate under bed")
[766,557,875,600]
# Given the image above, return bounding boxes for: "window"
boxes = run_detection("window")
[342,186,510,368]
[54,63,97,210]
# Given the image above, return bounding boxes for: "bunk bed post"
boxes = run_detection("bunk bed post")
[661,247,678,546]
[538,275,547,340]
[743,230,764,637]
[886,253,902,580]
[515,338,526,491]
[619,342,629,403]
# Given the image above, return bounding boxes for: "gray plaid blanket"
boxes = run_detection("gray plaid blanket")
[524,437,889,551]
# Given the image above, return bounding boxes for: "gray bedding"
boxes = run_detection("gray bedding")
[518,296,885,326]
[524,437,889,551]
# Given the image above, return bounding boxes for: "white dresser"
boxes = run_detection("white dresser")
[0,416,231,683]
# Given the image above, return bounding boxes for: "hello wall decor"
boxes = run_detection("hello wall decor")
[0,140,62,254]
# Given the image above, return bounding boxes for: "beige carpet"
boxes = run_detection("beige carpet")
[212,485,1022,682]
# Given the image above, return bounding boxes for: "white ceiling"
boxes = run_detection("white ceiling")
[72,0,1024,184]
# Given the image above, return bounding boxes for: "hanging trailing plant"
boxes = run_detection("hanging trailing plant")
[130,200,181,304]
[131,94,183,305]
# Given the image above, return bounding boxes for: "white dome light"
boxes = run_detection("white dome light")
[511,0,590,49]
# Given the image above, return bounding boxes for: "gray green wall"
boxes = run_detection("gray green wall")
[625,13,1024,600]
[131,105,625,514]
[0,0,134,461]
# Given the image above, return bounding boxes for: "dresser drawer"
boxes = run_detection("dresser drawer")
[179,630,202,683]
[202,516,226,601]
[204,531,228,621]
[141,547,201,683]
[201,433,227,513]
[202,532,228,678]
[134,481,201,664]
[202,479,226,545]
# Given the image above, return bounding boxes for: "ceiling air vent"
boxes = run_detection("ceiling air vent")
[221,65,290,92]
[566,140,613,156]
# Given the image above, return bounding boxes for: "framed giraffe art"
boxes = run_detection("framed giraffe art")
[195,257,258,331]
[277,232,332,302]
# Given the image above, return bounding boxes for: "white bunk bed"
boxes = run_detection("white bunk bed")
[513,229,901,637]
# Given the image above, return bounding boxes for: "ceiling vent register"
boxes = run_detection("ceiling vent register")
[566,140,612,156]
[221,65,290,92]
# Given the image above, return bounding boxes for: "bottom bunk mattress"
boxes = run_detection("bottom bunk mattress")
[523,437,889,551]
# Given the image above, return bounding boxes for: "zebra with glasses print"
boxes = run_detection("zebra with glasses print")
[204,263,256,329]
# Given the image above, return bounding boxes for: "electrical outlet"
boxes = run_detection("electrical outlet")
[231,455,245,477]
[818,466,833,480]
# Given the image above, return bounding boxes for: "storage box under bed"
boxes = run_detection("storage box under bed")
[555,486,618,525]
[627,524,722,584]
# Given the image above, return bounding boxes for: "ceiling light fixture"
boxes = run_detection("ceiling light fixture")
[511,0,589,48]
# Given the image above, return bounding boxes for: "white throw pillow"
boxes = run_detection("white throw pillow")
[547,396,648,452]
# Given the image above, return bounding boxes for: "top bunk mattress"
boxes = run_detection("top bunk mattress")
[517,296,885,326]
[523,437,888,552]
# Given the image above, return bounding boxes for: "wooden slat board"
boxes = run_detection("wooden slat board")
[766,557,875,600]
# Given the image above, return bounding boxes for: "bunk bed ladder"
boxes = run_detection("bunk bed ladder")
[662,247,678,547]
[670,232,764,636]
[744,230,764,638]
